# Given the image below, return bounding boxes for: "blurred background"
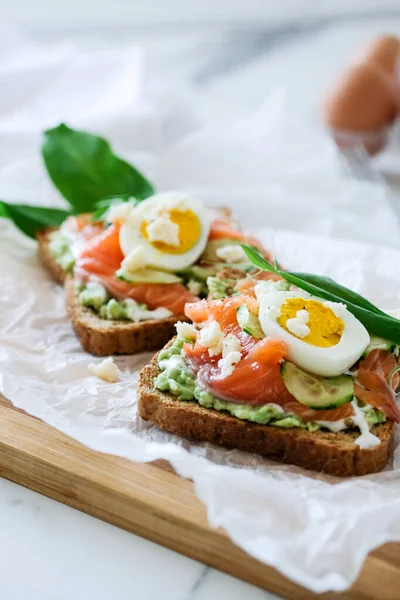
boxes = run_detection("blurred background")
[2,0,400,191]
[0,1,392,29]
[2,0,399,139]
[2,0,399,35]
[2,1,400,243]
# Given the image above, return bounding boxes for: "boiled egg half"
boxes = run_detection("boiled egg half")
[258,290,370,377]
[119,192,210,271]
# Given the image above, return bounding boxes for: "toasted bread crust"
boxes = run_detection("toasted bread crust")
[137,347,395,477]
[36,228,67,285]
[65,277,187,356]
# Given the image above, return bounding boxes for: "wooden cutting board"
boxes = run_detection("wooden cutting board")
[0,394,399,600]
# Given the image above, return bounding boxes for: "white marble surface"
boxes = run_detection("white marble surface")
[0,478,274,600]
[3,4,400,599]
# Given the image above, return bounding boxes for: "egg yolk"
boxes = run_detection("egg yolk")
[141,209,201,254]
[278,298,344,348]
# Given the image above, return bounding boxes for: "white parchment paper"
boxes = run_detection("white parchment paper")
[2,217,400,593]
[2,24,400,593]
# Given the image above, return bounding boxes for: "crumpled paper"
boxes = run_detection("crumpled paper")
[3,217,400,593]
[2,24,400,594]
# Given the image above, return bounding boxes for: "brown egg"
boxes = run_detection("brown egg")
[322,62,397,132]
[355,34,400,73]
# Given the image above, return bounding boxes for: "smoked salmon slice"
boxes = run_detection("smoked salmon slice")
[195,339,289,406]
[209,220,272,259]
[63,214,103,241]
[74,224,197,314]
[283,398,355,422]
[354,349,400,423]
[185,295,258,328]
[184,295,259,360]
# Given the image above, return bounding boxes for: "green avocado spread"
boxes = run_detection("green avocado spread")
[77,282,170,322]
[49,230,75,272]
[154,337,386,431]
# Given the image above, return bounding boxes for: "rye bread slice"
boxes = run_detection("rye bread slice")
[36,228,67,285]
[137,346,395,477]
[65,277,187,356]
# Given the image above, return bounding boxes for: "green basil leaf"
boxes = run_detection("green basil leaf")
[240,245,278,274]
[0,201,70,239]
[42,123,154,213]
[241,244,400,344]
[0,202,8,218]
[291,272,387,317]
[91,194,138,222]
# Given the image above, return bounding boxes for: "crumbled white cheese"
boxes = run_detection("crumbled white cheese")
[323,301,347,318]
[176,321,198,340]
[187,279,203,296]
[216,244,246,264]
[163,192,190,212]
[146,217,180,247]
[199,321,223,357]
[124,298,172,323]
[286,309,310,339]
[254,280,291,301]
[120,245,148,271]
[88,357,120,383]
[296,309,309,322]
[107,200,136,223]
[222,334,242,357]
[218,334,243,378]
[218,351,242,378]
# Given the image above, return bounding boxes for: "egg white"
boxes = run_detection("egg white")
[258,291,370,377]
[119,192,210,271]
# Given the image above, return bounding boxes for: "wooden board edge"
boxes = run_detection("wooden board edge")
[0,402,399,600]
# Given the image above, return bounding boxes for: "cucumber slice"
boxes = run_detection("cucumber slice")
[116,267,182,284]
[362,335,397,358]
[236,304,264,339]
[281,362,354,409]
[179,265,214,282]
